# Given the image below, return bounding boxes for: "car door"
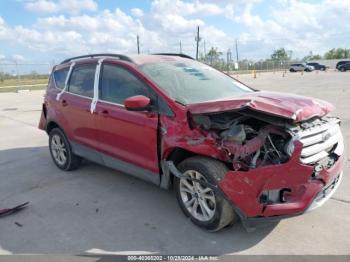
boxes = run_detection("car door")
[60,62,99,151]
[94,63,160,184]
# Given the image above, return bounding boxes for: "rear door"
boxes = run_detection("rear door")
[95,63,160,183]
[60,62,98,150]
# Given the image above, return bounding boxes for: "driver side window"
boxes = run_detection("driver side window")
[99,64,153,105]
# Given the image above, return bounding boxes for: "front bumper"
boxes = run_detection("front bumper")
[306,171,342,212]
[218,141,345,220]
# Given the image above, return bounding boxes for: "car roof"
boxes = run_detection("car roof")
[59,53,194,67]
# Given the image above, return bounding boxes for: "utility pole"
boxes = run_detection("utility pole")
[137,34,140,54]
[235,38,239,63]
[226,49,231,73]
[203,41,207,63]
[15,60,20,84]
[179,41,182,53]
[195,26,201,60]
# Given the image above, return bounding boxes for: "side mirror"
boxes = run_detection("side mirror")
[124,95,151,111]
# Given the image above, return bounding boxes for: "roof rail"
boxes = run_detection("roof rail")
[60,53,133,64]
[152,53,194,60]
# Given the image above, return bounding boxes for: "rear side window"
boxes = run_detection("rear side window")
[53,68,69,89]
[68,64,96,98]
[99,64,152,104]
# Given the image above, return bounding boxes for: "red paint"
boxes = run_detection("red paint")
[39,55,345,221]
[219,142,345,217]
[124,95,151,110]
[94,100,159,173]
[187,91,333,122]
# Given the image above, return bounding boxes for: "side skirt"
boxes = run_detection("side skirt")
[71,142,160,186]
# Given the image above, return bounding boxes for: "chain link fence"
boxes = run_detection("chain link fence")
[0,57,345,92]
[0,63,51,92]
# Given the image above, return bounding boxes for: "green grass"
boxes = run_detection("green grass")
[0,85,47,93]
[0,77,48,92]
[0,78,48,88]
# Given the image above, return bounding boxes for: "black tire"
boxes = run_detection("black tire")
[49,128,81,171]
[174,156,237,232]
[340,67,346,72]
[320,67,325,71]
[289,68,295,72]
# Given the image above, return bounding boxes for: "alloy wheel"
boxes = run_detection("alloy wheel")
[179,170,216,222]
[50,134,67,166]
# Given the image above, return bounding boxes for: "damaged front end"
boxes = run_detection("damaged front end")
[191,110,295,172]
[189,109,345,223]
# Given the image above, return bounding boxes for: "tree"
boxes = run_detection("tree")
[324,48,350,59]
[30,70,38,79]
[206,47,222,65]
[270,48,291,61]
[302,54,322,61]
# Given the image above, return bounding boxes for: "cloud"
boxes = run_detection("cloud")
[25,0,98,14]
[1,1,232,58]
[131,8,144,18]
[151,0,224,17]
[0,17,13,40]
[12,54,25,62]
[2,0,349,62]
[229,0,350,59]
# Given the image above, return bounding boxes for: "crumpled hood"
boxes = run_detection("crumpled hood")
[187,91,334,122]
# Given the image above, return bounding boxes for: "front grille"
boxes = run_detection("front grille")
[297,117,343,164]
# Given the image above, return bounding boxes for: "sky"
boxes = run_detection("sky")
[0,0,349,67]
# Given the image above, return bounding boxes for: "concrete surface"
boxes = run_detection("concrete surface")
[0,71,349,255]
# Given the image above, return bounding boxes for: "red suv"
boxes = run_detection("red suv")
[39,54,345,231]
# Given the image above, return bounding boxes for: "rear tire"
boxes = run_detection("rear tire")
[49,128,81,171]
[289,68,295,72]
[174,156,237,232]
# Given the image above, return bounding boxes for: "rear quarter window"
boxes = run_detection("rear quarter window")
[53,68,69,89]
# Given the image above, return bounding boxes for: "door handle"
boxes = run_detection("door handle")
[100,110,109,117]
[61,99,68,107]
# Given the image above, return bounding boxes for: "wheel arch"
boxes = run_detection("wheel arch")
[160,147,197,189]
[46,120,62,134]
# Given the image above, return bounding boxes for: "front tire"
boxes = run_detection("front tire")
[174,156,237,232]
[49,128,81,171]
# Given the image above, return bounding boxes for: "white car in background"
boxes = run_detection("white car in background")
[289,63,314,72]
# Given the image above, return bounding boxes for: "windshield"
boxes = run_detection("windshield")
[139,60,252,104]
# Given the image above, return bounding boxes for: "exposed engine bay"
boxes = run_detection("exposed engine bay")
[191,111,296,171]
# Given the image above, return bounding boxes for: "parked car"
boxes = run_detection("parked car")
[289,63,314,72]
[39,54,345,232]
[337,62,350,72]
[306,62,326,71]
[336,60,350,70]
